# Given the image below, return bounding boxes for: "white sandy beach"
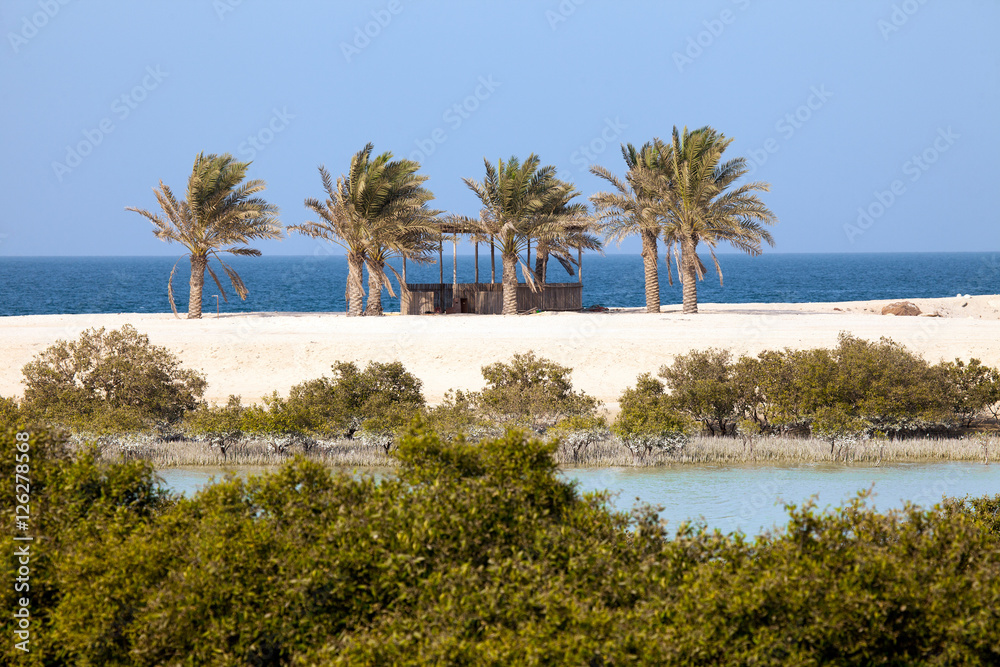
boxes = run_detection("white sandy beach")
[2,295,999,413]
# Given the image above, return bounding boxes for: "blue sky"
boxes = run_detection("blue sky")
[1,0,997,257]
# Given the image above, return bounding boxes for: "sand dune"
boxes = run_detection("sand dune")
[2,294,999,412]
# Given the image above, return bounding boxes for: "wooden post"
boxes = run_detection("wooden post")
[490,238,495,283]
[438,236,443,284]
[474,241,479,284]
[452,234,458,285]
[578,245,582,284]
[402,257,407,284]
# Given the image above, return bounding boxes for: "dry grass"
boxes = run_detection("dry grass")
[556,434,1000,467]
[72,433,393,468]
[72,432,1000,469]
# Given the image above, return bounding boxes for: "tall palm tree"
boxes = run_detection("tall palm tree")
[462,155,569,315]
[364,223,439,316]
[641,127,778,314]
[590,143,667,313]
[532,180,602,286]
[126,153,281,319]
[290,144,436,317]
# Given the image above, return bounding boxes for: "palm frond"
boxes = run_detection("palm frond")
[166,256,185,318]
[205,262,229,302]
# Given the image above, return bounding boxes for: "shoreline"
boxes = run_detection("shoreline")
[3,294,1000,411]
[84,432,1000,469]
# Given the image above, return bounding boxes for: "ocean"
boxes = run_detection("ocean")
[1,252,998,317]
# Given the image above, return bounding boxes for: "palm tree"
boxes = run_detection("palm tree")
[126,153,281,319]
[462,155,570,315]
[641,127,778,314]
[364,223,439,316]
[531,180,602,286]
[290,144,436,317]
[590,143,667,313]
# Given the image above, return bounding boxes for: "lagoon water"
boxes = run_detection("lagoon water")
[2,252,999,316]
[157,460,1000,536]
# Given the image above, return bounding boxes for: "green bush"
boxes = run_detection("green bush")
[664,334,976,439]
[183,393,314,437]
[182,394,247,435]
[181,362,425,443]
[0,396,24,428]
[658,348,741,435]
[942,358,1000,426]
[422,389,487,441]
[830,333,952,429]
[477,351,598,430]
[20,325,206,431]
[284,360,424,438]
[6,424,1000,665]
[613,374,693,461]
[754,334,955,437]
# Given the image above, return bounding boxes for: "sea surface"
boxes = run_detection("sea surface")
[1,252,999,316]
[158,460,1000,536]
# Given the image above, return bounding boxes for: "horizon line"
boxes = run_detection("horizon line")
[1,250,999,259]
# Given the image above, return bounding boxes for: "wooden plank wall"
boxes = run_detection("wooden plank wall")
[401,283,581,315]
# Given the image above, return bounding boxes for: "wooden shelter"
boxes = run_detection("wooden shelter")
[399,220,585,315]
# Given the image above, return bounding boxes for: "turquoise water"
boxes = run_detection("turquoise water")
[2,252,999,316]
[157,461,1000,536]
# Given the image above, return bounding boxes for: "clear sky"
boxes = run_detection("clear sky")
[1,0,997,257]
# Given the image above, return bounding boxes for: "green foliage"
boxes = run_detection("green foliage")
[830,333,951,428]
[182,394,247,434]
[421,389,487,441]
[182,393,313,437]
[181,362,425,443]
[477,351,598,430]
[284,360,424,438]
[7,425,1000,664]
[613,374,693,461]
[659,348,741,434]
[20,325,206,431]
[965,495,1000,537]
[942,358,1000,426]
[810,405,870,457]
[659,334,980,439]
[0,426,171,662]
[0,395,24,428]
[759,334,955,436]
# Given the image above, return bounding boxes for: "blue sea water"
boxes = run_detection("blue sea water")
[1,252,998,317]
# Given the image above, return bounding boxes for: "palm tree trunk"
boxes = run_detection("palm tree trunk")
[347,252,365,317]
[533,241,549,287]
[681,240,699,314]
[365,262,383,316]
[501,251,518,315]
[640,229,660,313]
[188,253,207,319]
